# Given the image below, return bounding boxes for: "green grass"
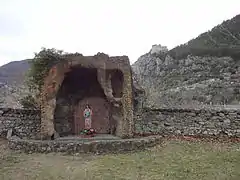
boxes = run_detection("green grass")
[0,138,240,180]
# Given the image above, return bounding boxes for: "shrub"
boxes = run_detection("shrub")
[19,95,38,109]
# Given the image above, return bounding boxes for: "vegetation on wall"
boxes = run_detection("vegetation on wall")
[169,14,240,60]
[26,48,65,93]
[20,48,66,109]
[19,95,39,109]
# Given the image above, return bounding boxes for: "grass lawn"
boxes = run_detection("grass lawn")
[0,137,240,180]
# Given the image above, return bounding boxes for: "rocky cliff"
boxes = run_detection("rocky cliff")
[132,14,240,108]
[132,50,240,108]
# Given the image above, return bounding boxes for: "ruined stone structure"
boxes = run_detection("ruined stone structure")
[40,53,134,139]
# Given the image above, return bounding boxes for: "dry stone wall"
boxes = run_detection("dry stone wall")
[8,136,162,154]
[135,108,240,137]
[0,108,41,139]
[1,107,240,140]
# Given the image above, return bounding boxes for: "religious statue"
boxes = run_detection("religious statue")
[83,104,92,129]
[80,104,95,136]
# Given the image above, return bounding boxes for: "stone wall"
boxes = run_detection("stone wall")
[0,108,41,139]
[134,108,240,137]
[2,106,240,141]
[8,135,162,154]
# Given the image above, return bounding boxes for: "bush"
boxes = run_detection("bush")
[20,95,38,109]
[26,47,66,93]
[21,47,68,109]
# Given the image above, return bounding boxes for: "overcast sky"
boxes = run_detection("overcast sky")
[0,0,239,66]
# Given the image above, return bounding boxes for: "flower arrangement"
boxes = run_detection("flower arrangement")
[80,128,96,137]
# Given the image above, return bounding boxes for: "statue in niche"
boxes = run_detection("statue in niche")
[83,104,92,129]
[80,104,95,136]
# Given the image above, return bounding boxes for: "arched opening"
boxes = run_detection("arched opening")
[54,66,111,136]
[111,69,124,98]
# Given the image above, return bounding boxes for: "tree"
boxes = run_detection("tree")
[26,47,65,93]
[20,47,66,109]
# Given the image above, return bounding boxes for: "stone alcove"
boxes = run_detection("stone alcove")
[54,66,124,137]
[40,53,134,139]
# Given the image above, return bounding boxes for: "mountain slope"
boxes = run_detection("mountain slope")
[169,14,240,60]
[0,60,30,85]
[132,14,240,108]
[0,60,30,108]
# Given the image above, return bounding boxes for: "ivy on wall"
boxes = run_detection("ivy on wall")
[26,48,65,93]
[20,48,68,109]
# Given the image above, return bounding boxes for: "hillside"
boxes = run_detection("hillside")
[132,14,240,108]
[169,14,240,60]
[0,60,30,85]
[0,60,30,108]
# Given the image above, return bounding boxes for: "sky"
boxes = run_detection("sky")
[0,0,239,66]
